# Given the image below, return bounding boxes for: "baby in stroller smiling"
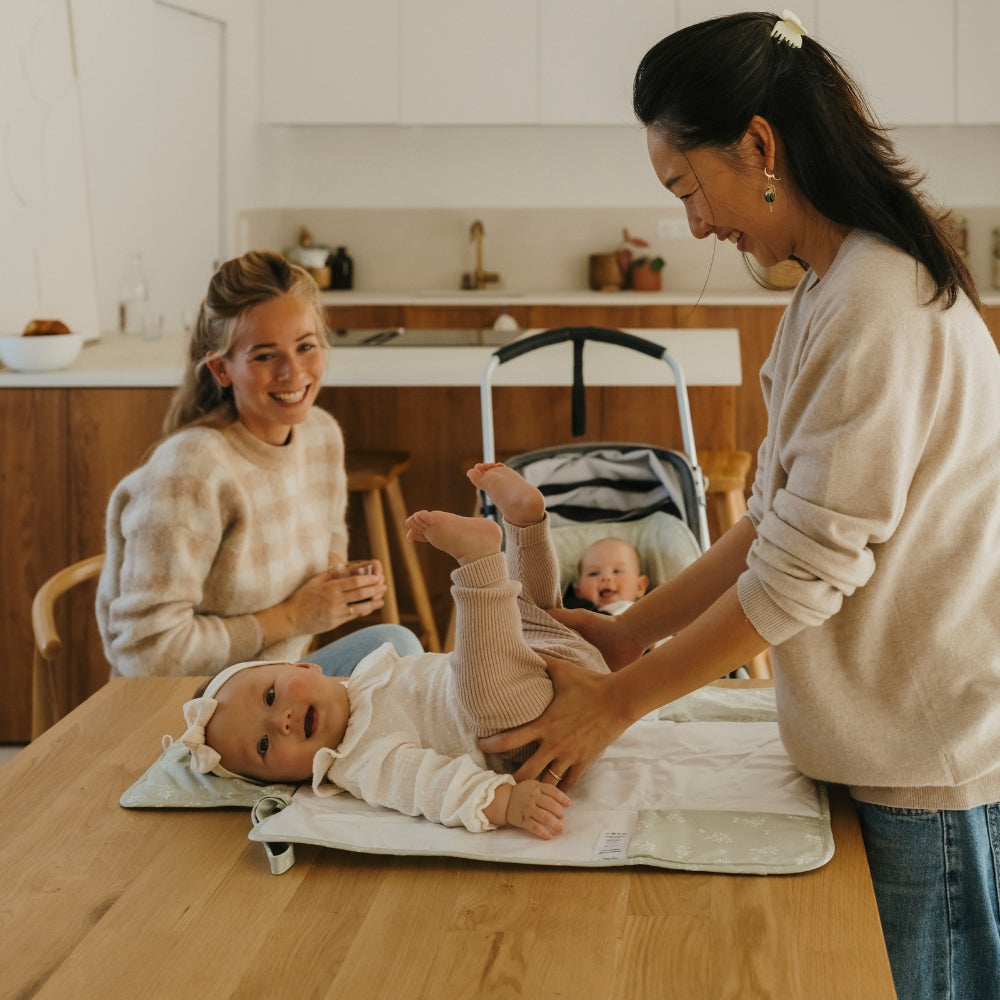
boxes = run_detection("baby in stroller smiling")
[176,462,618,839]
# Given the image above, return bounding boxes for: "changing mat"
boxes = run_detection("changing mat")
[248,687,833,877]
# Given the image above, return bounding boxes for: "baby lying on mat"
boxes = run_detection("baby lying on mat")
[177,463,611,839]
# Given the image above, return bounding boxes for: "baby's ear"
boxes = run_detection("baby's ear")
[636,574,650,597]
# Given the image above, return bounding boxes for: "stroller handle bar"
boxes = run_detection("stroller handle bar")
[491,325,667,365]
[481,326,700,471]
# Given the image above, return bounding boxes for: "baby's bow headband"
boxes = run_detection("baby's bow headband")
[163,659,277,779]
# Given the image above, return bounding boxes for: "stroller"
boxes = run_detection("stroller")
[478,326,711,603]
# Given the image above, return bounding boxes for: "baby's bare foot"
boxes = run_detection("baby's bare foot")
[406,509,502,565]
[467,462,546,526]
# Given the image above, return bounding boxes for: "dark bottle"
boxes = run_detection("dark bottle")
[328,246,354,290]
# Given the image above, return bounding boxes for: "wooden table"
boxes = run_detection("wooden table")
[0,678,895,1000]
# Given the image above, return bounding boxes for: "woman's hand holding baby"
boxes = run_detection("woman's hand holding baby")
[485,779,571,840]
[546,607,646,671]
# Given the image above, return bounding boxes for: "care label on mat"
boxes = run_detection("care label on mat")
[594,829,631,862]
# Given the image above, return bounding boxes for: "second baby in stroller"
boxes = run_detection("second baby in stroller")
[567,536,650,616]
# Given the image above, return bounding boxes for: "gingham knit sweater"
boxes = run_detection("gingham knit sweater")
[97,408,348,677]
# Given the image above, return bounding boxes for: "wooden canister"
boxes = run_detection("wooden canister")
[589,253,624,291]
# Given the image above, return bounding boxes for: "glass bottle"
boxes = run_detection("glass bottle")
[992,228,1000,291]
[118,253,149,335]
[328,246,354,290]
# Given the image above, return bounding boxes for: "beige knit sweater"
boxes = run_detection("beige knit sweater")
[738,230,1000,810]
[97,409,348,677]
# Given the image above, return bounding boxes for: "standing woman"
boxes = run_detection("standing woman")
[480,13,1000,999]
[97,250,422,679]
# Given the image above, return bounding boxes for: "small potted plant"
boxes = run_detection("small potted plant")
[630,254,666,291]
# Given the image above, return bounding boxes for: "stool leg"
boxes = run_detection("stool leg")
[747,650,773,679]
[723,488,748,532]
[361,489,399,624]
[384,477,442,652]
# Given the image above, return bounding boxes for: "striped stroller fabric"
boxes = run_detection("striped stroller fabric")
[509,446,689,529]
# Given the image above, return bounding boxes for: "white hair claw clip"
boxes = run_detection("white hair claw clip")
[771,10,808,48]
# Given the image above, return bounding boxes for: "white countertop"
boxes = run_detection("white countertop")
[321,289,795,308]
[323,288,1000,308]
[0,328,742,389]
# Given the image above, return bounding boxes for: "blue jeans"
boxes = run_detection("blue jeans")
[306,624,423,677]
[855,800,1000,1000]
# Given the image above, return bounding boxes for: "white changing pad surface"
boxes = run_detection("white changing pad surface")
[249,695,833,876]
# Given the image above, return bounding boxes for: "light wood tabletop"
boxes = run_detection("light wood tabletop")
[0,677,895,1000]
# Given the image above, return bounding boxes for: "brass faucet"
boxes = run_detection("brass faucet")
[461,219,500,290]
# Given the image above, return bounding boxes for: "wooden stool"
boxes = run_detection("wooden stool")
[699,449,772,679]
[699,449,753,536]
[345,450,442,652]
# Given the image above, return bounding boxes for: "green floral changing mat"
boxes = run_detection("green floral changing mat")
[248,686,834,876]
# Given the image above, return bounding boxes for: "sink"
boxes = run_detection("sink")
[415,289,524,297]
[326,328,519,348]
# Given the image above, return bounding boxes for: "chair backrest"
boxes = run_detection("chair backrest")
[31,553,105,739]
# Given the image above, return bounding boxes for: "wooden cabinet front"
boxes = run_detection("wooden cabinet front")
[4,302,994,740]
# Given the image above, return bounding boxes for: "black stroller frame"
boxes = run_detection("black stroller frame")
[478,326,712,552]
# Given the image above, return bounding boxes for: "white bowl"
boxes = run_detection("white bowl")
[0,332,85,372]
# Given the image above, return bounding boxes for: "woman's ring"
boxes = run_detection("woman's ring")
[546,767,563,782]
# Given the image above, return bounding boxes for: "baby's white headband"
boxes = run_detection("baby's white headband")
[164,659,278,779]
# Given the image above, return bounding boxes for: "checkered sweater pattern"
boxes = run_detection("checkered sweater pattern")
[97,409,347,678]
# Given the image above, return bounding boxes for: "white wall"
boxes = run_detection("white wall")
[266,123,1000,211]
[66,1,1000,327]
[70,0,269,332]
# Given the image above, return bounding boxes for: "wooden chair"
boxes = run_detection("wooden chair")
[345,450,442,652]
[31,553,106,739]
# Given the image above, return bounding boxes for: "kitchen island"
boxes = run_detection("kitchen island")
[0,321,742,742]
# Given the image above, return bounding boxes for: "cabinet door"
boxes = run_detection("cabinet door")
[259,0,398,124]
[399,0,537,124]
[539,0,677,124]
[151,4,222,332]
[956,0,1000,123]
[816,0,954,125]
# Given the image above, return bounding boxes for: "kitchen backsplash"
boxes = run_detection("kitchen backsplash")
[238,206,1000,296]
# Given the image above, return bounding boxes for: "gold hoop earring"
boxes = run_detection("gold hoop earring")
[764,168,780,211]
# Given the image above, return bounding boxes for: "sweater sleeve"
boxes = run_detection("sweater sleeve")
[314,741,516,833]
[741,251,949,644]
[98,450,263,676]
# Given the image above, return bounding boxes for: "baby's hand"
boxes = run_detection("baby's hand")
[506,779,570,840]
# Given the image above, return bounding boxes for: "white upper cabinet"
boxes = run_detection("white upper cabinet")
[259,0,997,126]
[956,0,1000,123]
[815,1,955,125]
[538,1,677,125]
[259,0,399,124]
[399,0,537,124]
